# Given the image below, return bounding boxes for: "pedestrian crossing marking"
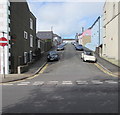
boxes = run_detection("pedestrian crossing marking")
[47,81,58,84]
[76,81,88,84]
[2,83,13,86]
[62,81,73,84]
[33,81,44,85]
[17,84,28,86]
[105,80,118,84]
[91,80,103,84]
[1,80,118,86]
[20,82,30,84]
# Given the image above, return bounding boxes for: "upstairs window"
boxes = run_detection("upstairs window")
[38,40,40,48]
[24,52,28,64]
[24,31,28,39]
[113,3,115,17]
[30,18,33,30]
[30,34,33,47]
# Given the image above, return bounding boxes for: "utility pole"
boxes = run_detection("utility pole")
[82,27,84,33]
[99,17,100,46]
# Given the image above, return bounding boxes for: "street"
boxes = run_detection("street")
[2,43,119,113]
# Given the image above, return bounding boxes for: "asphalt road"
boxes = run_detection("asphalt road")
[1,43,119,114]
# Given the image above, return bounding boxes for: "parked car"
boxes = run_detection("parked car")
[47,51,59,61]
[57,45,64,51]
[75,44,83,51]
[72,42,78,46]
[61,42,67,46]
[81,50,97,62]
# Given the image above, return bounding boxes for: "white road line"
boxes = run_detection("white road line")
[17,84,28,86]
[20,82,30,84]
[47,81,58,85]
[105,80,118,84]
[76,81,88,85]
[62,81,73,85]
[2,84,13,86]
[33,81,44,86]
[91,80,103,84]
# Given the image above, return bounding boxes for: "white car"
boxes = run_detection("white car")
[81,51,97,62]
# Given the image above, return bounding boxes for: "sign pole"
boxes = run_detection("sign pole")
[3,46,5,78]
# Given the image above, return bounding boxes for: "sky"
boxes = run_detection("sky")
[27,0,105,39]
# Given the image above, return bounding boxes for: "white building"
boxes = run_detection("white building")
[0,0,10,74]
[102,1,120,61]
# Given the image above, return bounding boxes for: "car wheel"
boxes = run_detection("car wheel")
[83,58,86,62]
[94,59,97,63]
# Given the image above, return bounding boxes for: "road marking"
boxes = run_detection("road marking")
[91,80,103,84]
[94,63,118,77]
[47,81,58,85]
[62,81,73,85]
[76,80,88,85]
[17,83,29,86]
[2,83,13,86]
[105,80,118,84]
[20,82,30,84]
[33,81,44,86]
[39,64,49,74]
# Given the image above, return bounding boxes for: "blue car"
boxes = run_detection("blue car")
[75,44,83,51]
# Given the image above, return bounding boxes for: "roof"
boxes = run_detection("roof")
[63,39,75,41]
[53,34,61,38]
[36,31,53,40]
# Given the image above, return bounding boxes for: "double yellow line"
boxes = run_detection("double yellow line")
[94,63,118,77]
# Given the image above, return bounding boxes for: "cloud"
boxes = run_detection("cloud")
[28,1,104,38]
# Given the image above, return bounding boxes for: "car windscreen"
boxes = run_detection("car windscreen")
[57,45,63,48]
[49,51,57,55]
[85,52,94,56]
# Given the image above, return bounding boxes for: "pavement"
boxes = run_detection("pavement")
[0,46,120,83]
[0,52,48,83]
[96,54,120,77]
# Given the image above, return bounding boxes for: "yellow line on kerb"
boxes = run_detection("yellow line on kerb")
[27,64,49,80]
[94,63,118,77]
[39,64,49,74]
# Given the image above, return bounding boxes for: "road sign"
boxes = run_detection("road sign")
[0,37,8,46]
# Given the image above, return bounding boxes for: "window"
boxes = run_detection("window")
[29,51,32,62]
[30,18,33,30]
[104,10,106,20]
[30,34,33,47]
[24,31,28,39]
[113,3,115,17]
[24,52,28,64]
[38,40,40,48]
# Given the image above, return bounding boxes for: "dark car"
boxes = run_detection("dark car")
[57,45,64,51]
[61,42,67,46]
[75,44,83,51]
[47,51,59,61]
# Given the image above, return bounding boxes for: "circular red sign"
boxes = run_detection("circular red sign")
[0,37,8,46]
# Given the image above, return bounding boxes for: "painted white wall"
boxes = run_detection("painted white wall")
[102,1,119,60]
[0,0,10,74]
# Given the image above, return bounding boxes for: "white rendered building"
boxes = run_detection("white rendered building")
[0,0,10,74]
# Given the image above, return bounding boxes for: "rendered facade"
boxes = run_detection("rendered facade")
[0,0,10,74]
[102,1,120,61]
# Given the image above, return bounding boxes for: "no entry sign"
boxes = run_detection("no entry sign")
[0,37,8,46]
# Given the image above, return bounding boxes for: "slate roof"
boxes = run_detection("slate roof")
[36,31,53,40]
